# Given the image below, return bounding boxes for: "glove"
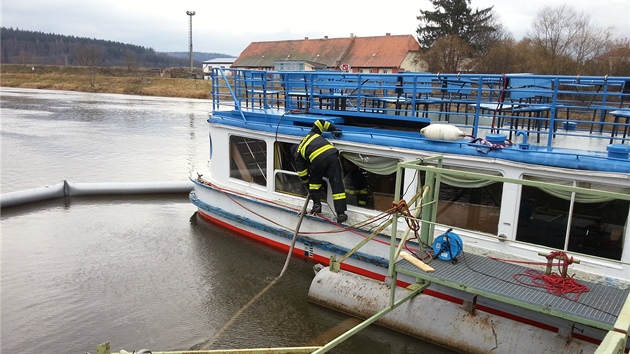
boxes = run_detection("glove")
[332,129,342,138]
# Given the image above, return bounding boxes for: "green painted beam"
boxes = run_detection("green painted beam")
[151,349,323,354]
[397,161,630,202]
[613,291,630,334]
[593,291,630,353]
[114,348,323,354]
[593,331,627,354]
[311,283,428,354]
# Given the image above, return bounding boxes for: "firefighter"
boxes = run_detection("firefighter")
[293,119,347,223]
[342,158,369,208]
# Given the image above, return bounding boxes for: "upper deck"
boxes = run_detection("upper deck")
[209,69,630,173]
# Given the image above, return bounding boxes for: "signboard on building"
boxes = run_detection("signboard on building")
[274,60,327,71]
[275,61,306,71]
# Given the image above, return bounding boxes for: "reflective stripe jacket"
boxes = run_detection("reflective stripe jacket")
[295,120,339,181]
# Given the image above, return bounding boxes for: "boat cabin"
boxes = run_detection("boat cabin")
[206,68,630,283]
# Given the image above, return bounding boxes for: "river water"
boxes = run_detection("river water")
[0,88,454,354]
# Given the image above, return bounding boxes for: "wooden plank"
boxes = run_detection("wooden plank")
[400,251,435,273]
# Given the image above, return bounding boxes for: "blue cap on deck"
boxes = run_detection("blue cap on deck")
[607,144,630,159]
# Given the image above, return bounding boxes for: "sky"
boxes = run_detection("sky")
[2,0,629,57]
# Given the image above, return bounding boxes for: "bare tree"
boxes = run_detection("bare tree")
[17,48,35,64]
[473,38,518,73]
[74,44,103,88]
[592,38,630,76]
[123,50,138,71]
[423,35,473,73]
[74,43,103,67]
[527,4,613,74]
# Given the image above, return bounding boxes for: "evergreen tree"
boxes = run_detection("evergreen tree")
[416,0,497,52]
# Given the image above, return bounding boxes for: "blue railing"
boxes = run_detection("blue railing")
[210,69,630,148]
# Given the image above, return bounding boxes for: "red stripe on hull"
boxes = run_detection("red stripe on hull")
[196,209,386,279]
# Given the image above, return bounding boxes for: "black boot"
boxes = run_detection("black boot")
[311,203,322,214]
[336,213,348,223]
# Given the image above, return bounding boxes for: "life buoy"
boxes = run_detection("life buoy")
[420,124,465,141]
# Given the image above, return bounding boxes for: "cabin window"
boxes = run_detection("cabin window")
[229,135,267,186]
[272,142,308,197]
[340,152,403,211]
[272,145,403,211]
[430,167,503,235]
[517,176,629,261]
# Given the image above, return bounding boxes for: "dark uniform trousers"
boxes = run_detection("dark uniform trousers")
[309,153,347,214]
[295,119,347,216]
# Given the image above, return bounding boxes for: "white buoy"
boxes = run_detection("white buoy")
[420,124,465,141]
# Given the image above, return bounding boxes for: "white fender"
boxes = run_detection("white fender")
[420,124,465,141]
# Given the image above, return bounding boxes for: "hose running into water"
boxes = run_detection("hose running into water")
[198,193,311,350]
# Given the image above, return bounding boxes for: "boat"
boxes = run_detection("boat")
[190,69,630,353]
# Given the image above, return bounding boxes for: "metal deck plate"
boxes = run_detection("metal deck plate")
[395,250,629,329]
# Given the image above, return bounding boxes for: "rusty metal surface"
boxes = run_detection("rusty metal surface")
[308,267,600,354]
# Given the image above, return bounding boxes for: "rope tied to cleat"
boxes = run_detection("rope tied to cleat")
[391,199,420,232]
[513,268,590,301]
[506,251,590,301]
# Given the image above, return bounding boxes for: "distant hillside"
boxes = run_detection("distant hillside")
[167,52,236,62]
[0,27,233,69]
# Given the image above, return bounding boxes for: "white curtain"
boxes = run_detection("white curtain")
[341,152,500,188]
[525,176,630,203]
[438,167,501,188]
[341,152,400,175]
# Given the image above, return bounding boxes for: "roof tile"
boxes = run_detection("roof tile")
[233,34,420,70]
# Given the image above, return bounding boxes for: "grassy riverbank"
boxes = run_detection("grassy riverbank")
[0,64,212,99]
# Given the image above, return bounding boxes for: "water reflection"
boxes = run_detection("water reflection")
[1,88,210,192]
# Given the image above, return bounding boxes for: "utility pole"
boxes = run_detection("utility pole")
[186,10,196,74]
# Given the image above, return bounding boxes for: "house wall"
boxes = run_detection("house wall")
[355,68,397,74]
[203,64,233,78]
[400,52,427,73]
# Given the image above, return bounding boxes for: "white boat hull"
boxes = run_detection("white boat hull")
[190,180,617,352]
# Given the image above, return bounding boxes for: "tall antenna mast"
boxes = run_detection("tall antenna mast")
[186,10,196,73]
